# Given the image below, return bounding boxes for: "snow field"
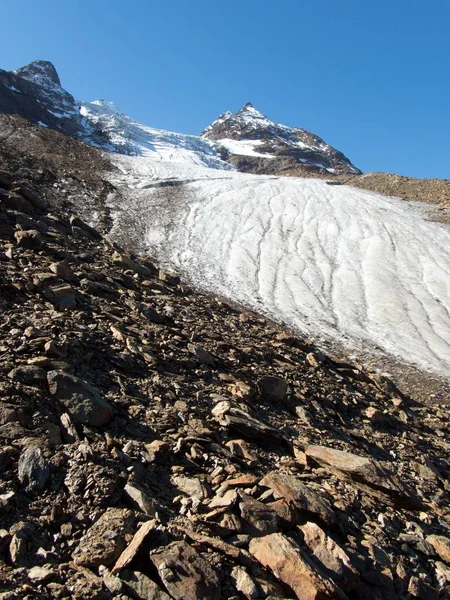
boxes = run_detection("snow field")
[109,155,450,377]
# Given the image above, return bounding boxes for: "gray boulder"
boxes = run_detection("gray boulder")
[47,371,113,426]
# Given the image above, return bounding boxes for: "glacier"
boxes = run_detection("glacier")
[106,155,450,378]
[80,100,233,169]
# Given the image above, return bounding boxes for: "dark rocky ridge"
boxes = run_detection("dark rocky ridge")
[0,61,84,138]
[0,116,449,599]
[14,60,62,87]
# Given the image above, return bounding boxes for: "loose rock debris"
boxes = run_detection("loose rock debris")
[0,125,449,599]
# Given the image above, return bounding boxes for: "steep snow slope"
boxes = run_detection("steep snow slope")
[80,100,232,169]
[107,155,450,378]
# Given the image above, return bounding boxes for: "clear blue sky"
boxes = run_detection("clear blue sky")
[2,0,449,179]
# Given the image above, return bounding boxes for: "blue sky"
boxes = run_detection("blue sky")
[2,0,449,179]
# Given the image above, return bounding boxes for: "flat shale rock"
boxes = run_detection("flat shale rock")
[305,445,424,510]
[149,540,221,600]
[249,532,347,600]
[299,522,359,591]
[121,569,172,600]
[260,471,336,525]
[47,370,113,426]
[426,534,450,563]
[212,400,287,445]
[72,508,135,568]
[238,491,280,536]
[113,520,157,573]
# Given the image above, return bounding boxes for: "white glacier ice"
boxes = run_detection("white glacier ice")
[80,100,233,169]
[106,155,450,378]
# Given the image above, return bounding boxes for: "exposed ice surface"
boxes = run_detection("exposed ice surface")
[107,155,450,377]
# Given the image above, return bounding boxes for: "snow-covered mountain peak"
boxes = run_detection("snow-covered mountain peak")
[14,60,61,89]
[234,102,271,125]
[202,104,360,176]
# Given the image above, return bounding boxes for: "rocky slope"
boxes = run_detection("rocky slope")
[201,103,361,177]
[337,173,450,224]
[0,116,450,600]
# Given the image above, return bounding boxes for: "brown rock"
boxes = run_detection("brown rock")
[249,533,347,600]
[72,508,135,568]
[149,540,221,600]
[257,376,288,402]
[426,534,450,563]
[121,569,171,599]
[49,260,74,281]
[113,520,156,573]
[14,229,43,249]
[299,522,359,591]
[305,445,424,510]
[259,471,336,525]
[43,282,76,308]
[238,491,279,536]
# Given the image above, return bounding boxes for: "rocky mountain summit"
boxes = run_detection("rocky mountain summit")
[201,103,361,177]
[0,115,449,599]
[0,61,86,139]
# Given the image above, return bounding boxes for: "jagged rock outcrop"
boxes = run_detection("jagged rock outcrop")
[0,60,84,137]
[0,116,449,599]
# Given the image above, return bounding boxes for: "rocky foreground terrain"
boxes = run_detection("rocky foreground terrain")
[0,115,449,600]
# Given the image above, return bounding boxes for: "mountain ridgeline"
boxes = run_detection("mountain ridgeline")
[0,60,359,176]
